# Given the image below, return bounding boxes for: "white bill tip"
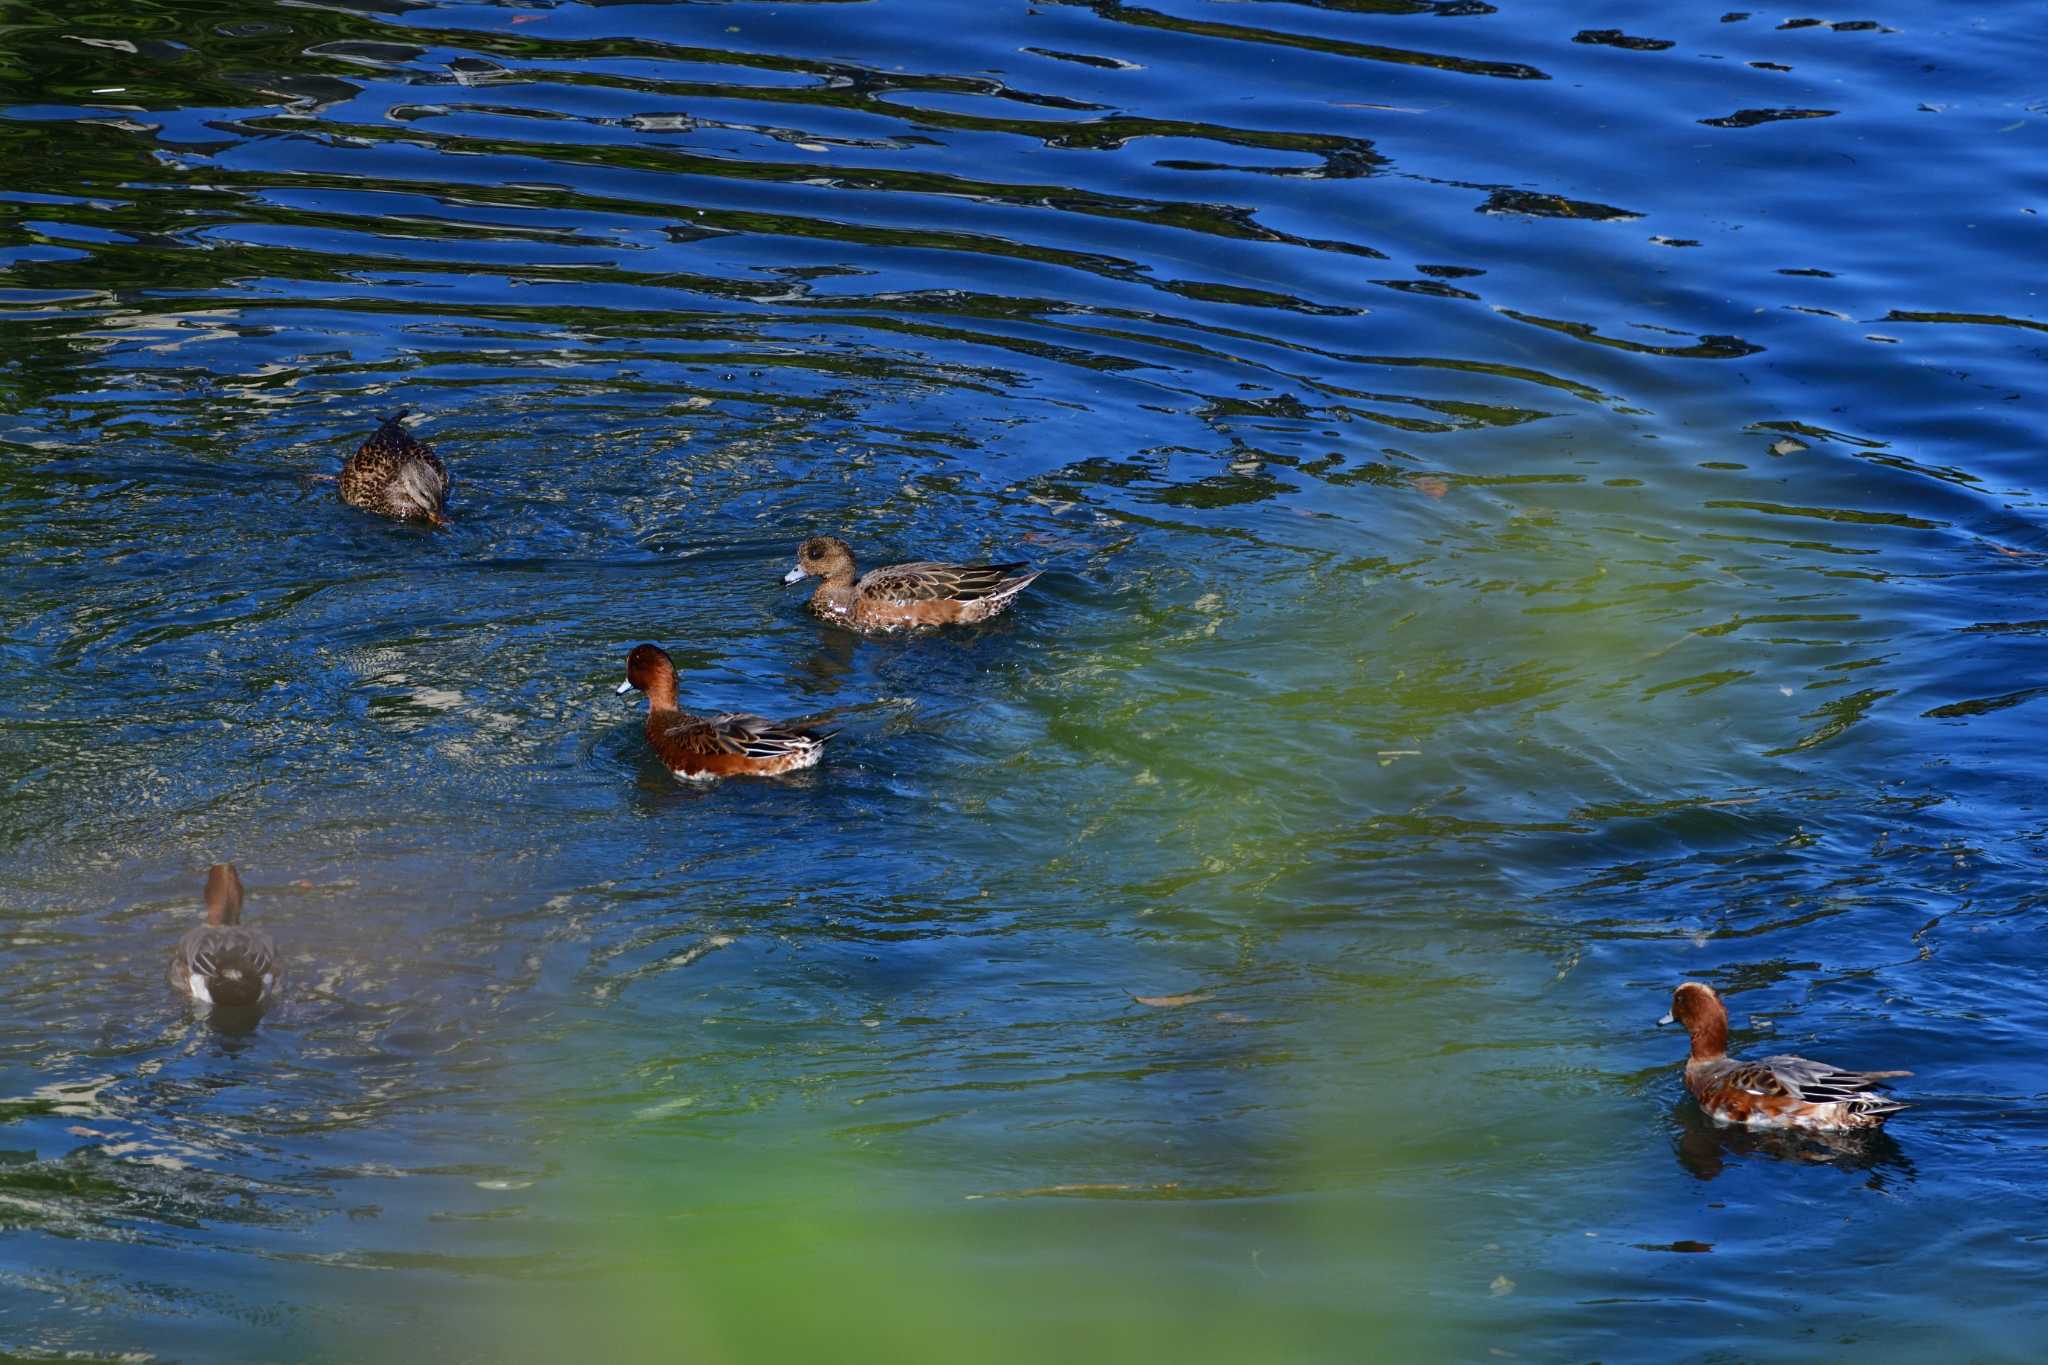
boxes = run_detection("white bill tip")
[781,565,806,585]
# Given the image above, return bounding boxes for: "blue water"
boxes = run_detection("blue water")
[4,1,2048,1359]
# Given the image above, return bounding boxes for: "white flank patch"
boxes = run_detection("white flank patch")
[188,974,212,1004]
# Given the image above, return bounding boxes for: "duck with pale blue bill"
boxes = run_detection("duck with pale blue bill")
[781,535,1040,632]
[1662,982,1909,1132]
[614,643,834,780]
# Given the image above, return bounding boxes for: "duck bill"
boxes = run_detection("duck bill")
[1656,1012,1675,1027]
[781,564,806,586]
[614,680,634,696]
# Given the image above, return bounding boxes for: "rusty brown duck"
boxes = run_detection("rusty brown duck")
[613,644,833,780]
[1663,982,1909,1131]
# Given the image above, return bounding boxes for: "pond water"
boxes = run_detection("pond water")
[3,0,2046,1359]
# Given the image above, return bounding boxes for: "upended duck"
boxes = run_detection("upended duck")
[614,643,833,779]
[1663,981,1908,1131]
[170,864,282,1008]
[781,535,1039,632]
[338,411,450,527]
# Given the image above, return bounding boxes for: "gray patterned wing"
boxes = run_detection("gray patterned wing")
[858,561,1030,603]
[708,713,832,761]
[1752,1054,1911,1103]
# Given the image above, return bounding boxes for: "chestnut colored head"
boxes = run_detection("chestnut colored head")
[203,863,245,926]
[615,643,678,706]
[782,536,857,587]
[1667,981,1730,1061]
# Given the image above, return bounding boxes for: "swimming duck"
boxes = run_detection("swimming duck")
[338,411,450,526]
[1662,982,1908,1131]
[613,643,832,779]
[780,535,1040,632]
[169,864,282,1008]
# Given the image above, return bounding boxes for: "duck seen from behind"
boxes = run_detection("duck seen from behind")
[1663,981,1908,1131]
[170,864,282,1009]
[338,411,450,527]
[614,643,832,779]
[781,535,1040,632]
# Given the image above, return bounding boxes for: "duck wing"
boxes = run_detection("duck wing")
[389,453,449,516]
[173,925,282,1003]
[858,561,1032,603]
[654,713,751,758]
[707,712,834,761]
[1742,1054,1911,1103]
[656,713,829,761]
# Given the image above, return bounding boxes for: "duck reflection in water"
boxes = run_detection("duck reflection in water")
[1669,1100,1915,1189]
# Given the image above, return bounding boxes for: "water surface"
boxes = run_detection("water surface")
[4,0,2047,1360]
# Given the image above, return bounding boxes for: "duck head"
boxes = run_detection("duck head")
[1661,981,1730,1060]
[615,643,678,705]
[783,536,856,587]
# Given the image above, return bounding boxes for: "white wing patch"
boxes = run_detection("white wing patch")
[188,974,212,1004]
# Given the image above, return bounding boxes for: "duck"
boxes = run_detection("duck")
[169,864,282,1008]
[780,535,1040,632]
[338,411,450,526]
[613,643,832,779]
[1662,981,1908,1131]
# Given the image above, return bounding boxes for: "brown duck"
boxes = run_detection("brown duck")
[781,535,1040,631]
[169,864,282,1008]
[1663,982,1909,1131]
[613,643,833,779]
[338,412,450,526]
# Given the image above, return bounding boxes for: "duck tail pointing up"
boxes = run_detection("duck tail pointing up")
[382,409,412,428]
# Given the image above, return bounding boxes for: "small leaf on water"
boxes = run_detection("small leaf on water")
[1135,992,1214,1008]
[1489,1274,1515,1296]
[1411,475,1450,498]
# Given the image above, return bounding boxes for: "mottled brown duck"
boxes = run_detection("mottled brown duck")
[781,535,1039,632]
[338,411,449,526]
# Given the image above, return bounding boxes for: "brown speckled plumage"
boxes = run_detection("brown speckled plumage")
[338,411,450,526]
[1668,982,1908,1131]
[169,863,282,1009]
[782,535,1040,632]
[615,643,832,779]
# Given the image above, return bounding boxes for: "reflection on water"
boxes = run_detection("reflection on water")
[4,0,2048,1359]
